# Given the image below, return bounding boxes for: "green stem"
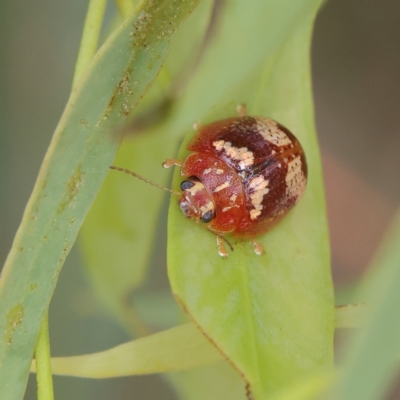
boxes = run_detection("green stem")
[73,0,108,86]
[35,311,54,400]
[114,0,136,18]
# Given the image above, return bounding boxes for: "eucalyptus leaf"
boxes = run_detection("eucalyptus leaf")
[269,370,334,400]
[167,1,333,399]
[0,0,199,398]
[334,304,368,329]
[79,133,173,336]
[30,324,222,377]
[168,361,247,400]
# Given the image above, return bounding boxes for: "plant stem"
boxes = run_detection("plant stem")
[114,0,136,18]
[73,0,108,87]
[35,311,54,400]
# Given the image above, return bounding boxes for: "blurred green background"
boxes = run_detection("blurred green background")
[1,0,399,399]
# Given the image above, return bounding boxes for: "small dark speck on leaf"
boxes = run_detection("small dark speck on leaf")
[80,118,89,129]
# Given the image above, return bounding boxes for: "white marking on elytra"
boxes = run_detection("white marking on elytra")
[256,118,292,147]
[249,176,270,220]
[214,181,231,193]
[250,209,261,219]
[204,167,224,176]
[249,176,269,190]
[222,204,240,212]
[213,140,254,170]
[285,155,305,199]
[222,193,240,212]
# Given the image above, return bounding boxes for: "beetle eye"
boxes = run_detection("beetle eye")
[180,180,195,190]
[201,210,214,223]
[179,201,189,214]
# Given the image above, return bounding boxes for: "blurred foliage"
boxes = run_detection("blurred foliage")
[0,0,199,398]
[1,0,400,400]
[333,209,400,400]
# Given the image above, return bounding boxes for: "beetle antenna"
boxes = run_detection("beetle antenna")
[109,166,181,196]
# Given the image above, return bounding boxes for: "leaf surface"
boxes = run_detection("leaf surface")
[31,323,222,378]
[167,1,334,398]
[0,1,199,398]
[333,209,400,400]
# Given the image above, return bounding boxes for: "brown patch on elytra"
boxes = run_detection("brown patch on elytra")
[173,293,254,400]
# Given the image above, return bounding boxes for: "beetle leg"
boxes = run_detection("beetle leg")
[193,121,203,131]
[236,104,247,117]
[162,159,182,168]
[216,236,229,258]
[252,240,265,256]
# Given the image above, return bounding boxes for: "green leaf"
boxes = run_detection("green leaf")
[30,324,222,377]
[268,370,334,400]
[168,361,247,400]
[79,132,173,336]
[333,209,400,400]
[0,1,199,398]
[334,304,368,329]
[78,0,213,334]
[167,1,333,399]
